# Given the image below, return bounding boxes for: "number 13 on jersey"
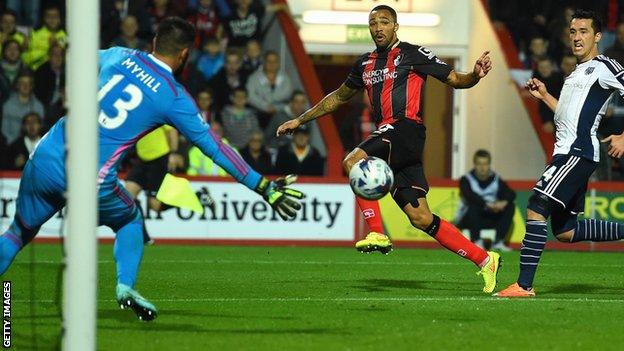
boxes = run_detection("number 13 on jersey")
[98,74,143,129]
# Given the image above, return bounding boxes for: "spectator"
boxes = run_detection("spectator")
[456,149,516,251]
[195,37,224,81]
[275,124,324,176]
[548,25,574,65]
[147,0,187,35]
[7,112,42,170]
[110,15,149,50]
[0,10,27,54]
[338,91,374,151]
[187,121,236,176]
[560,54,577,78]
[524,36,549,70]
[533,58,563,133]
[246,50,292,127]
[100,0,151,47]
[0,39,28,103]
[1,73,44,144]
[188,0,223,50]
[241,39,261,76]
[34,44,64,110]
[196,88,216,123]
[240,130,273,174]
[223,0,289,49]
[208,50,247,111]
[6,0,39,27]
[22,6,67,70]
[44,87,66,132]
[221,87,259,149]
[264,90,307,151]
[605,22,624,65]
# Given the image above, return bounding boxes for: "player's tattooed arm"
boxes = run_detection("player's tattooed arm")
[446,51,492,89]
[277,83,359,136]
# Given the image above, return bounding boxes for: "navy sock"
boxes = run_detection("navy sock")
[571,219,624,242]
[517,220,548,289]
[114,218,144,288]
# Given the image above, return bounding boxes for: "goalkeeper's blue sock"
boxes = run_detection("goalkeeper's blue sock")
[517,220,548,289]
[114,217,144,288]
[0,223,24,275]
[571,219,624,242]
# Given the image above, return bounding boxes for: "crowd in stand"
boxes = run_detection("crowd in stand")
[0,0,326,176]
[488,0,624,178]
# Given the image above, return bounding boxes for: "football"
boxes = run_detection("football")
[348,157,394,200]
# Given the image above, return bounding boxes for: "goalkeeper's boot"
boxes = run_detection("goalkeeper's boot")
[493,282,536,298]
[116,284,158,321]
[477,251,502,294]
[355,232,393,255]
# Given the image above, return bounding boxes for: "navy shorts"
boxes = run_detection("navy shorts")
[532,154,598,214]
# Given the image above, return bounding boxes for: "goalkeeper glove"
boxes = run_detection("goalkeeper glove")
[255,175,305,220]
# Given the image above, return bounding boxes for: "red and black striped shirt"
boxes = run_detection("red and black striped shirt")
[345,42,453,126]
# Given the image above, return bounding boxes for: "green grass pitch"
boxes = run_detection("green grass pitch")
[4,244,624,350]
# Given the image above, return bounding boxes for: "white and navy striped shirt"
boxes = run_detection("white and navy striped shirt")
[553,55,624,162]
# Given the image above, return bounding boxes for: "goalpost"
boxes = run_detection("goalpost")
[63,0,99,349]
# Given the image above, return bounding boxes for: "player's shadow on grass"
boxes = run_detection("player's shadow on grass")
[545,283,624,295]
[353,279,464,292]
[98,321,347,335]
[99,309,296,323]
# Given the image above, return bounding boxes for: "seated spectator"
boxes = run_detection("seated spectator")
[148,0,187,35]
[246,50,292,128]
[264,90,307,151]
[275,124,324,176]
[44,87,66,132]
[6,0,40,27]
[100,0,151,47]
[187,121,236,176]
[456,149,516,251]
[196,88,216,123]
[559,54,577,78]
[22,6,67,70]
[241,39,261,76]
[240,130,273,175]
[533,58,563,134]
[188,0,223,50]
[195,37,224,81]
[2,73,44,144]
[223,0,289,49]
[7,112,42,170]
[0,39,28,103]
[524,36,549,71]
[605,22,624,65]
[221,87,259,149]
[208,50,247,111]
[34,44,65,110]
[110,15,149,51]
[0,10,27,54]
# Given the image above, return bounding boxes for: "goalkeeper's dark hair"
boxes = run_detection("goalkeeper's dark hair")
[370,5,397,23]
[154,17,196,56]
[571,9,602,34]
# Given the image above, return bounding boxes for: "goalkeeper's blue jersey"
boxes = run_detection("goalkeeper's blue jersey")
[30,47,261,190]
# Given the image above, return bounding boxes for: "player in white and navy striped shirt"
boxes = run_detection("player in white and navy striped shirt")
[496,9,624,298]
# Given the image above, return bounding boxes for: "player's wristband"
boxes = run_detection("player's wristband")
[254,177,270,195]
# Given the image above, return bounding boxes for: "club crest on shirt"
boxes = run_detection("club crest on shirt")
[393,53,403,66]
[585,67,595,75]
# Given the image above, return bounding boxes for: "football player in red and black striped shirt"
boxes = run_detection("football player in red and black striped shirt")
[278,5,500,293]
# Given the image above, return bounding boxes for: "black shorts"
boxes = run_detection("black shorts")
[532,154,598,215]
[357,119,427,208]
[125,154,169,197]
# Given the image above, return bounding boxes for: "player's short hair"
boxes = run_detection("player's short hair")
[154,17,196,56]
[473,149,491,163]
[571,9,602,34]
[370,5,397,23]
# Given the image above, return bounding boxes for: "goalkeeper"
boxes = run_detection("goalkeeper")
[0,17,305,321]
